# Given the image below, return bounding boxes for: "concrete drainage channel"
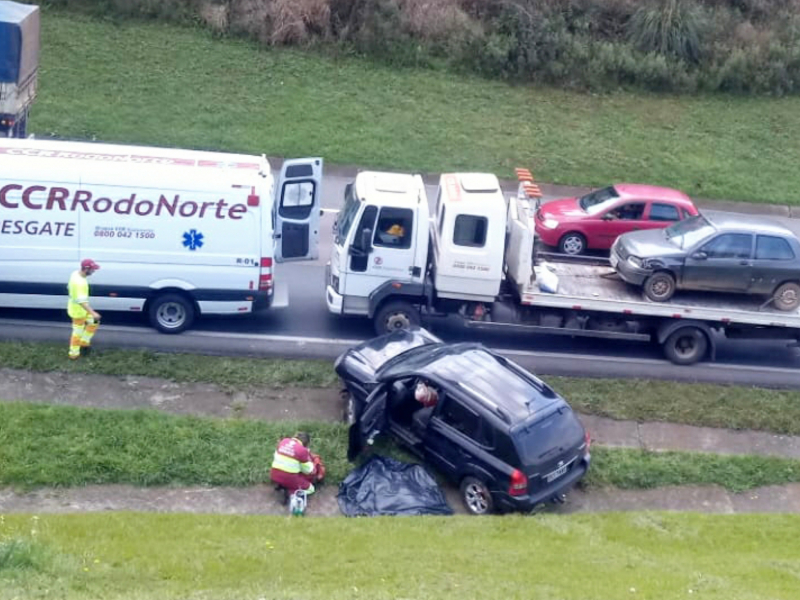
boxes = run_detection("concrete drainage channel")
[3,481,800,516]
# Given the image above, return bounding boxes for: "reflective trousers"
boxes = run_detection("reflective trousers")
[69,316,99,359]
[270,468,316,495]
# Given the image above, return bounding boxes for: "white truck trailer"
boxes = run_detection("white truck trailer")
[0,1,38,138]
[0,138,322,332]
[324,170,800,365]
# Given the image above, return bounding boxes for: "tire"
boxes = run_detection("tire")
[148,293,196,334]
[663,326,708,365]
[340,389,356,425]
[373,301,420,335]
[772,282,800,312]
[644,272,676,302]
[558,232,587,256]
[460,476,493,515]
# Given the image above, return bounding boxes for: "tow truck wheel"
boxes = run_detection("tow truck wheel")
[772,282,800,312]
[460,477,494,516]
[148,293,196,334]
[374,301,420,335]
[663,326,708,365]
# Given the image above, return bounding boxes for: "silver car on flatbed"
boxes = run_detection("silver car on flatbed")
[612,211,800,311]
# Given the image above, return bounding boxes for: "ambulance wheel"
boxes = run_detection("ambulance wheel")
[148,293,196,334]
[374,301,420,335]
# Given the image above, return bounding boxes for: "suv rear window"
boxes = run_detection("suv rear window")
[514,407,584,464]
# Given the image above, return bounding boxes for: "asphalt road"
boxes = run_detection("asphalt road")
[1,169,799,387]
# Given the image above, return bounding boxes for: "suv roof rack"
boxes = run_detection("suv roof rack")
[457,381,511,424]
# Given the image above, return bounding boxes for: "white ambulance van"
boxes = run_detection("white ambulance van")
[0,138,322,332]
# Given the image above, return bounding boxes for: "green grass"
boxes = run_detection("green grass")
[1,512,799,600]
[4,341,800,435]
[548,376,800,435]
[35,10,800,204]
[589,447,800,493]
[2,402,800,492]
[0,402,351,488]
[0,342,339,389]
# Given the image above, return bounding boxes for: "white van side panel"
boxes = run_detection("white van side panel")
[0,139,275,319]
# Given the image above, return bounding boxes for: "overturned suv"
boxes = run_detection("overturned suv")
[334,328,591,515]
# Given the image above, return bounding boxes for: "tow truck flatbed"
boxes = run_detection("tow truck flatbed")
[514,262,800,329]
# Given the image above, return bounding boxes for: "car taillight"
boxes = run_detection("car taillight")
[509,469,528,496]
[584,430,592,452]
[259,256,273,292]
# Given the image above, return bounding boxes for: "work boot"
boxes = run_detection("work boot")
[81,346,93,357]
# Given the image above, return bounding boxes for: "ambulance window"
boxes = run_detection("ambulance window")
[374,208,413,250]
[453,215,487,247]
[279,181,315,219]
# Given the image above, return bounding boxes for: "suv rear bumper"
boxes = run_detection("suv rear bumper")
[495,456,590,512]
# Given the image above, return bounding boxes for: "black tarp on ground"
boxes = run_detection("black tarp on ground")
[337,455,454,517]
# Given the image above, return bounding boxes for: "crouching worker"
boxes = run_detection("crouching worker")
[270,432,324,496]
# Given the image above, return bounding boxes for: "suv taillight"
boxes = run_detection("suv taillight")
[509,469,528,496]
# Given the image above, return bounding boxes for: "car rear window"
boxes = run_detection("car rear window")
[514,407,584,464]
[756,235,795,260]
[649,203,680,222]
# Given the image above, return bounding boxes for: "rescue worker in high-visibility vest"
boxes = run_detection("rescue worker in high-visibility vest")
[67,259,101,360]
[270,431,317,495]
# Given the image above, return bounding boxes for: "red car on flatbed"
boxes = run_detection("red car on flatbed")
[535,184,699,255]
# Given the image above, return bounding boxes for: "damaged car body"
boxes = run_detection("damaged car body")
[334,328,591,515]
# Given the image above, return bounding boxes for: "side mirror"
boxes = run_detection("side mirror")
[361,228,373,253]
[692,251,708,260]
[602,213,614,221]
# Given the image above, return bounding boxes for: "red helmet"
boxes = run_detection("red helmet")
[81,259,100,270]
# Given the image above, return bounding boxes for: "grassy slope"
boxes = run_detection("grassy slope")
[1,513,799,600]
[2,402,800,492]
[35,11,800,204]
[4,341,800,435]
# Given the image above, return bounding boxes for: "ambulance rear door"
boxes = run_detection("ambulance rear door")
[273,158,323,262]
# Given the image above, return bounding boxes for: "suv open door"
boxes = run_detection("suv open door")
[347,386,388,462]
[273,157,323,262]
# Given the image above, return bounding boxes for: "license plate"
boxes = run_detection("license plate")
[609,252,619,269]
[545,463,569,483]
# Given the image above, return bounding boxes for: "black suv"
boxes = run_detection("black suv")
[334,328,591,515]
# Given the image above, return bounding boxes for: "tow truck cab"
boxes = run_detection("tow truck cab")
[326,171,517,331]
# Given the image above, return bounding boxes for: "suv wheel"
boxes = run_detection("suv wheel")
[340,388,356,424]
[460,476,494,516]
